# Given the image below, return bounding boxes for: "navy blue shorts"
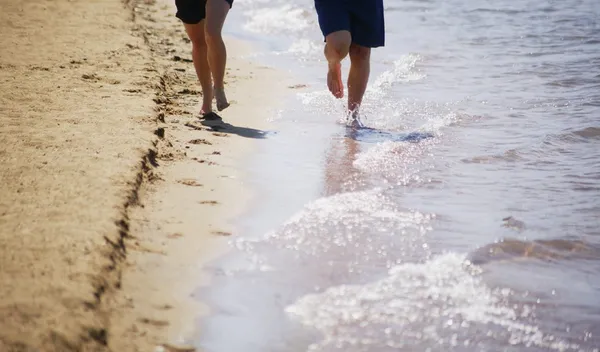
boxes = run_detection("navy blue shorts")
[314,0,385,48]
[175,0,233,25]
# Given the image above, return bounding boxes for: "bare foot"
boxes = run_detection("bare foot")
[200,90,213,115]
[214,86,230,111]
[327,62,344,98]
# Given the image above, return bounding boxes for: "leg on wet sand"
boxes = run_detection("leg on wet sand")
[184,21,213,114]
[324,30,352,99]
[205,0,231,111]
[347,43,371,116]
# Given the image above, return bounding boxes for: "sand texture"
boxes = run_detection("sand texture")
[0,0,292,351]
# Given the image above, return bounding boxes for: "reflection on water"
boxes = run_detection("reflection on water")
[324,130,360,197]
[196,0,600,350]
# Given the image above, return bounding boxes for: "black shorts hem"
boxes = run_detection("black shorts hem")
[175,0,233,25]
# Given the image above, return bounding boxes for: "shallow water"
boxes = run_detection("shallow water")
[194,0,600,350]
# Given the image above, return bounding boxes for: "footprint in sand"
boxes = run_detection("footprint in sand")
[184,122,209,131]
[172,55,193,63]
[158,343,196,352]
[191,157,217,166]
[177,179,202,187]
[138,317,169,327]
[81,73,101,82]
[199,200,218,205]
[188,139,212,145]
[178,88,199,95]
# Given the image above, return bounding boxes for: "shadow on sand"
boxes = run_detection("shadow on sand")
[200,115,271,139]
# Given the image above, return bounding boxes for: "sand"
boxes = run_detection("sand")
[0,0,293,351]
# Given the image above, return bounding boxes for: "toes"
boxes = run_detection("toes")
[217,102,230,112]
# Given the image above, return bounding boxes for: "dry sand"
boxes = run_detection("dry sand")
[0,0,294,351]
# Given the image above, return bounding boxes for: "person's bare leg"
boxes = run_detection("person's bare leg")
[205,0,230,111]
[324,31,351,98]
[184,22,213,114]
[184,21,213,114]
[347,43,371,115]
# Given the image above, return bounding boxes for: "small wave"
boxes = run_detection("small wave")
[469,8,528,15]
[286,253,580,351]
[262,190,433,258]
[353,139,432,185]
[546,77,600,88]
[462,149,524,164]
[419,111,463,132]
[544,127,600,145]
[385,4,432,12]
[572,127,600,139]
[468,238,600,265]
[365,53,425,101]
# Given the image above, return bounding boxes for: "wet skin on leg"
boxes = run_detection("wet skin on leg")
[324,30,351,99]
[347,43,371,115]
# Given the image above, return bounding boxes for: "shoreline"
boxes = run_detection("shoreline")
[0,0,295,351]
[112,1,296,349]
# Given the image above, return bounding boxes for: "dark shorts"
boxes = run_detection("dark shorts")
[314,0,385,48]
[175,0,233,24]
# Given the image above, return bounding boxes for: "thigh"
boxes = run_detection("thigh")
[183,20,207,46]
[326,30,352,50]
[315,0,351,38]
[205,0,231,35]
[349,0,385,48]
[175,0,208,24]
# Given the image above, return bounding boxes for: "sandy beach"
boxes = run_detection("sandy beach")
[0,0,290,351]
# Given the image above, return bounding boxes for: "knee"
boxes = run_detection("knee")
[349,44,371,62]
[329,40,350,59]
[185,24,207,49]
[204,25,223,45]
[191,36,207,51]
[326,32,351,60]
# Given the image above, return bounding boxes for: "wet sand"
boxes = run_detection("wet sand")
[0,0,290,351]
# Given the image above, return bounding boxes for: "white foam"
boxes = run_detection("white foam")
[243,5,312,35]
[354,140,420,170]
[262,190,433,258]
[352,137,436,187]
[297,89,346,119]
[286,253,582,351]
[365,53,426,102]
[419,111,462,132]
[287,39,322,56]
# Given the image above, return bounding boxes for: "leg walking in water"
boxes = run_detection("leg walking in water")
[314,0,385,121]
[175,0,233,116]
[347,44,371,115]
